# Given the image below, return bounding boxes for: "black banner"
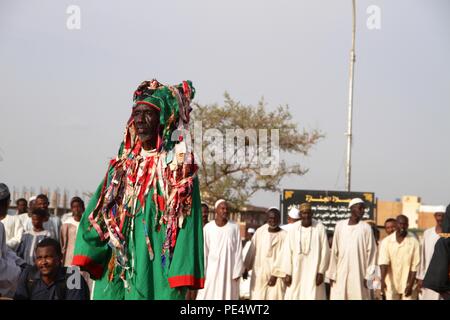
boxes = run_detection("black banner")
[281,189,375,232]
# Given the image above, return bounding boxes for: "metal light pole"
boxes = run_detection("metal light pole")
[345,0,356,192]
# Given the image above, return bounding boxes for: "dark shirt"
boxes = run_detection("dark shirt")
[14,265,90,300]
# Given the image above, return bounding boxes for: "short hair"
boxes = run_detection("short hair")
[384,218,396,225]
[31,208,48,218]
[36,194,49,203]
[70,196,85,208]
[396,214,409,222]
[35,238,62,257]
[201,203,209,211]
[16,198,27,206]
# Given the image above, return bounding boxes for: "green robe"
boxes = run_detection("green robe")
[73,170,204,300]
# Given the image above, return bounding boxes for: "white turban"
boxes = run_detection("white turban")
[214,199,226,209]
[267,206,279,212]
[435,206,447,213]
[348,198,364,209]
[29,195,37,202]
[247,228,255,234]
[288,207,300,219]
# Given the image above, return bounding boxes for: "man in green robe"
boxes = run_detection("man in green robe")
[73,79,204,300]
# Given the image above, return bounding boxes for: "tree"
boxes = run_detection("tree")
[190,93,323,209]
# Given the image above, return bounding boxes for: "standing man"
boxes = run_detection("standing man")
[201,203,210,227]
[240,227,255,300]
[327,198,377,300]
[0,190,24,251]
[417,207,445,300]
[35,194,60,241]
[197,199,243,300]
[384,218,397,236]
[0,183,22,298]
[423,204,450,300]
[244,208,286,300]
[280,203,330,300]
[60,197,85,266]
[280,207,301,231]
[16,198,28,215]
[379,215,420,300]
[73,80,204,300]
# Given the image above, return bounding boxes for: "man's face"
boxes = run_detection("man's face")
[17,200,27,214]
[435,212,445,227]
[350,203,365,221]
[215,202,228,221]
[385,221,397,235]
[202,206,209,224]
[396,216,409,237]
[35,246,61,276]
[301,209,313,227]
[71,201,84,219]
[31,214,44,229]
[267,211,280,229]
[132,104,160,145]
[36,198,49,211]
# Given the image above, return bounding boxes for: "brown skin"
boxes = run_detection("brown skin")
[201,206,209,226]
[385,221,397,235]
[287,216,300,224]
[35,246,62,286]
[285,209,324,287]
[132,104,160,151]
[28,200,36,217]
[348,203,365,225]
[214,202,229,227]
[71,201,84,222]
[380,215,415,297]
[35,198,50,222]
[17,200,28,214]
[417,211,445,293]
[31,214,45,232]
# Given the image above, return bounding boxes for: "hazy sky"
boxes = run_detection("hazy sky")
[1,0,449,207]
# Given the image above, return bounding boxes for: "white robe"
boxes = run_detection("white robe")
[327,219,377,300]
[197,221,244,300]
[240,240,252,299]
[24,215,59,240]
[244,224,286,300]
[279,220,330,300]
[0,215,24,251]
[418,227,441,300]
[0,222,21,298]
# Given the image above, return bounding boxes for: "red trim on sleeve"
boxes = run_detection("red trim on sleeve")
[168,275,205,289]
[72,255,104,280]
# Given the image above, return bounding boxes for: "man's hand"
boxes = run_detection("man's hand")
[284,275,292,287]
[417,279,423,295]
[329,279,335,287]
[363,280,368,289]
[380,280,387,297]
[242,269,249,280]
[316,273,324,286]
[268,276,277,287]
[404,284,413,297]
[185,290,197,300]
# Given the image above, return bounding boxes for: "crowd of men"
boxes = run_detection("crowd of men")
[198,199,449,300]
[1,182,449,300]
[0,183,90,300]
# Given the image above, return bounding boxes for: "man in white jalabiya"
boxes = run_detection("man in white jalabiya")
[279,203,330,300]
[280,207,301,231]
[417,206,446,300]
[244,208,286,300]
[240,227,255,299]
[197,199,244,300]
[327,198,377,300]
